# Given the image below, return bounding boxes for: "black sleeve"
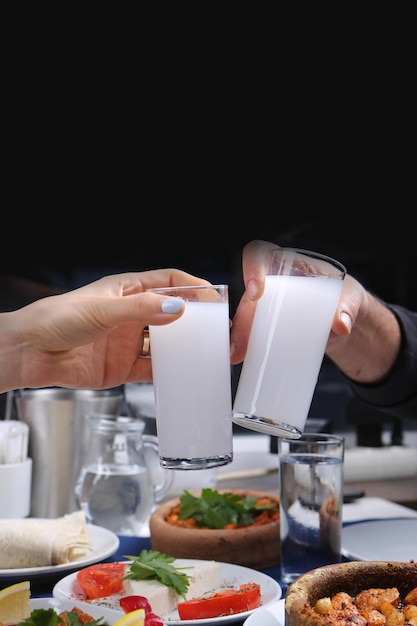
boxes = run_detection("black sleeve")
[345,304,417,421]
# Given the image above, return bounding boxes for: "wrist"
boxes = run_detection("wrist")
[0,311,24,392]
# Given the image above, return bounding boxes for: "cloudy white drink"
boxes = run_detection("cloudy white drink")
[148,285,233,469]
[233,248,346,437]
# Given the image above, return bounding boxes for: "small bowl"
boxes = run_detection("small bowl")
[149,489,280,570]
[285,560,417,626]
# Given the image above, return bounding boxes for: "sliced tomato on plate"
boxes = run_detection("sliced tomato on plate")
[177,582,261,620]
[76,562,126,599]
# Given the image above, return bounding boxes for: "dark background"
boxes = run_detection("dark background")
[1,220,415,313]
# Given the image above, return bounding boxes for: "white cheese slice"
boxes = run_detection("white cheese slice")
[123,559,223,616]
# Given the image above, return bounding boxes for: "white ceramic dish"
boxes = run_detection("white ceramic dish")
[342,518,417,561]
[29,597,122,624]
[243,599,285,625]
[53,559,282,625]
[0,523,119,581]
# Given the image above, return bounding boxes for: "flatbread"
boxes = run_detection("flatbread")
[0,511,96,568]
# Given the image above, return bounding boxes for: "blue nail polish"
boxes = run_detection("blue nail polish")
[161,298,184,313]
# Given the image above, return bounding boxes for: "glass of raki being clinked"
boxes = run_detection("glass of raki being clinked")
[147,284,233,470]
[232,246,346,438]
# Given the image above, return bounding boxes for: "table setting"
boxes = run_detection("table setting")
[1,426,417,625]
[3,464,415,625]
[1,428,417,625]
[2,499,414,625]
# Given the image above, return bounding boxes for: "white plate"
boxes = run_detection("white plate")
[0,522,119,581]
[342,518,417,561]
[53,559,282,625]
[29,598,122,624]
[243,599,285,626]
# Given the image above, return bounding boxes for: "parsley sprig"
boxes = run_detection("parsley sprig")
[177,488,275,529]
[124,549,191,598]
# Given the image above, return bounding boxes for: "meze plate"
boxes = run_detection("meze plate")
[29,598,122,624]
[53,559,282,625]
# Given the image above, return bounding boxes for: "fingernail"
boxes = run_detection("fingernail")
[247,279,259,299]
[230,342,236,357]
[161,298,184,313]
[340,311,352,333]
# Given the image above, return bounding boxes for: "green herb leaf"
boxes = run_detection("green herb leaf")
[17,608,63,626]
[124,549,191,598]
[178,488,275,529]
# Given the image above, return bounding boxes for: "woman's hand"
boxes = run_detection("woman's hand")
[1,269,209,392]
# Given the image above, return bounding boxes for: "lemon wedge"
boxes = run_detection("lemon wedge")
[113,608,146,626]
[0,580,31,625]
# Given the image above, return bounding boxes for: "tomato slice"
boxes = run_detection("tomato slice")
[76,562,126,599]
[177,583,261,620]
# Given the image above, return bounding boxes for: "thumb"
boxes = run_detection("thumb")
[331,275,364,337]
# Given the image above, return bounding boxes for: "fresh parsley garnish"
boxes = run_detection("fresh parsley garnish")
[124,549,191,598]
[17,608,109,625]
[177,488,275,529]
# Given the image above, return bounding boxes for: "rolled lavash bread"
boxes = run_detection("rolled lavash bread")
[0,511,96,568]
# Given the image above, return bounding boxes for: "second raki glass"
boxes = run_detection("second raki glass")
[233,247,346,438]
[147,284,233,470]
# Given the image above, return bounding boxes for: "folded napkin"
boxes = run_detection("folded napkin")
[0,511,96,568]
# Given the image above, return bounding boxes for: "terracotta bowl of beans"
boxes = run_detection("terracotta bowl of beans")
[149,489,280,570]
[285,560,417,626]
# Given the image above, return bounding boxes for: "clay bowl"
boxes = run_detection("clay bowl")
[149,489,280,570]
[285,560,417,626]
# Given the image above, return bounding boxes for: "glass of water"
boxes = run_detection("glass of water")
[278,432,345,584]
